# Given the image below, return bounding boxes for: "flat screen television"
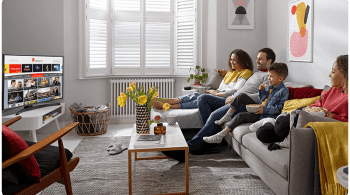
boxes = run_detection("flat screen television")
[2,54,63,112]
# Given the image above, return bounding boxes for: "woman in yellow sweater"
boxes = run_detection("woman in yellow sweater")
[151,49,254,109]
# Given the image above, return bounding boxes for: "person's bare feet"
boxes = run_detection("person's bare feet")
[151,101,164,109]
[151,98,180,110]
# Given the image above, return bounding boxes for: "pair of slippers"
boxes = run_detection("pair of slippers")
[107,138,128,155]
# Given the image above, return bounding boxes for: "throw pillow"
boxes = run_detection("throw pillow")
[205,68,222,90]
[295,110,339,129]
[287,87,323,100]
[2,125,41,182]
[282,96,321,113]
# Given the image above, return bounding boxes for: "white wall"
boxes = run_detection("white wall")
[215,0,266,73]
[266,0,348,88]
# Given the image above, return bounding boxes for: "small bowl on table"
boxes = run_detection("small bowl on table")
[166,115,177,125]
[246,104,261,113]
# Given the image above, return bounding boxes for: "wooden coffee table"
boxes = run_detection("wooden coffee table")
[128,122,189,195]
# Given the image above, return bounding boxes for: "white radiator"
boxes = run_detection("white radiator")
[110,79,175,119]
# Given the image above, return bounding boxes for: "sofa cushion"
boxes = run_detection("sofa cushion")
[287,87,323,100]
[229,123,253,143]
[242,133,290,179]
[2,126,41,182]
[205,68,222,90]
[151,108,203,129]
[281,96,321,113]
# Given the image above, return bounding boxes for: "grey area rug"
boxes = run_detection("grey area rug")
[41,137,274,195]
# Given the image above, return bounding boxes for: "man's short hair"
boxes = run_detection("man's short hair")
[268,63,288,80]
[258,48,276,64]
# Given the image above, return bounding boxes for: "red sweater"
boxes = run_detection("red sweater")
[310,87,348,122]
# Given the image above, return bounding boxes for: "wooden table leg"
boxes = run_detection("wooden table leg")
[185,148,189,195]
[128,151,132,195]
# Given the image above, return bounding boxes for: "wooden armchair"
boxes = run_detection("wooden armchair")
[2,116,80,195]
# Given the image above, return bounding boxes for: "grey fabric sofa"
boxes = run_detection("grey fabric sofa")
[152,81,318,195]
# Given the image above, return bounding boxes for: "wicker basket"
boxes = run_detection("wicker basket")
[69,103,111,136]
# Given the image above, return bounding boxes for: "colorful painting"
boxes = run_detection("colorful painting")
[289,0,314,62]
[228,0,254,29]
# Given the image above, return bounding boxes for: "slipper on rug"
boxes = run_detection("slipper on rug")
[107,137,118,151]
[109,144,128,155]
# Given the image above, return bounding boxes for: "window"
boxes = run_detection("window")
[81,0,197,77]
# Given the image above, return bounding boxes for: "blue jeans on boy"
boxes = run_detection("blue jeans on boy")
[186,94,246,153]
[178,92,202,109]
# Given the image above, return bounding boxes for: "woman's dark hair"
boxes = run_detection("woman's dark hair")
[268,62,289,80]
[336,55,348,82]
[258,48,276,64]
[228,49,254,72]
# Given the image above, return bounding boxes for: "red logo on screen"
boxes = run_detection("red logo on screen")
[9,64,21,73]
[32,73,43,78]
[32,58,35,62]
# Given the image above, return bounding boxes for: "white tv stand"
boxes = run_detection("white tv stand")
[2,103,65,142]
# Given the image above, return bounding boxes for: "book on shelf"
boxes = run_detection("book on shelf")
[134,134,165,148]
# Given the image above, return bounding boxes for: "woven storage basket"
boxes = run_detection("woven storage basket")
[70,103,111,136]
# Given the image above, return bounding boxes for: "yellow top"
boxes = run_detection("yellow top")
[223,69,253,84]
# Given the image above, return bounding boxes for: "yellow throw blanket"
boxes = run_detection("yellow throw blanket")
[306,122,348,195]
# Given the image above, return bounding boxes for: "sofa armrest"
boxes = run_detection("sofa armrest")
[289,127,317,195]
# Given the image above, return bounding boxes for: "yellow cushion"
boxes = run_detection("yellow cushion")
[282,96,321,113]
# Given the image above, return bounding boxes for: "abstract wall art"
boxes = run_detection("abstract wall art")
[228,0,254,29]
[288,0,314,62]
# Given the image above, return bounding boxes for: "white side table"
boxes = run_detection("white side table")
[337,165,348,189]
[2,103,65,142]
[181,89,196,96]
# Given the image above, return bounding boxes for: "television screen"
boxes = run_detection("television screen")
[2,55,63,110]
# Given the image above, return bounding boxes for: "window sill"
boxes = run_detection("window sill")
[77,74,190,80]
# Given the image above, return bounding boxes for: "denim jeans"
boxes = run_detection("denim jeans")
[187,94,246,153]
[178,92,202,109]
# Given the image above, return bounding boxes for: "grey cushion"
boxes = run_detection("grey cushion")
[242,133,290,179]
[296,110,339,128]
[229,123,253,143]
[204,69,222,90]
[151,108,203,129]
[323,85,331,91]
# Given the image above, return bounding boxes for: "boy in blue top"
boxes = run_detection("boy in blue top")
[203,63,289,144]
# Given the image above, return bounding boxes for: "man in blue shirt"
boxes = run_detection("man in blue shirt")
[15,93,22,102]
[203,63,289,144]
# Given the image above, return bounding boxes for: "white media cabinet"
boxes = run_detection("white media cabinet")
[2,103,65,142]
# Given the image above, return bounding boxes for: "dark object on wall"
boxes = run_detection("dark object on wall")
[184,86,192,90]
[235,6,247,14]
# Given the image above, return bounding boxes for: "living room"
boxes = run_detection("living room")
[2,0,348,194]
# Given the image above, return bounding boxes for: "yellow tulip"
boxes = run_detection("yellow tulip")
[163,103,171,112]
[117,96,126,107]
[127,87,133,92]
[120,92,127,98]
[152,90,158,98]
[129,82,136,89]
[138,95,147,105]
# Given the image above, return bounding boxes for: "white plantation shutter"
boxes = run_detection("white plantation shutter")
[114,22,141,68]
[175,0,196,74]
[86,0,109,75]
[83,0,197,77]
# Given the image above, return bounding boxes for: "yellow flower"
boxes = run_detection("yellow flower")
[138,95,147,105]
[163,103,171,112]
[129,82,136,89]
[120,92,127,98]
[127,87,133,92]
[117,96,126,107]
[152,90,158,98]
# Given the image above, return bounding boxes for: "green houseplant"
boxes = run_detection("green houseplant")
[187,65,208,85]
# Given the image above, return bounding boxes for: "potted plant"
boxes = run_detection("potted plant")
[187,65,208,85]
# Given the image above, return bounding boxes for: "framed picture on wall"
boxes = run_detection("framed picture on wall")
[228,0,254,29]
[288,0,314,62]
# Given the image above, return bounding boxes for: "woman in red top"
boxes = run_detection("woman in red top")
[305,55,348,122]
